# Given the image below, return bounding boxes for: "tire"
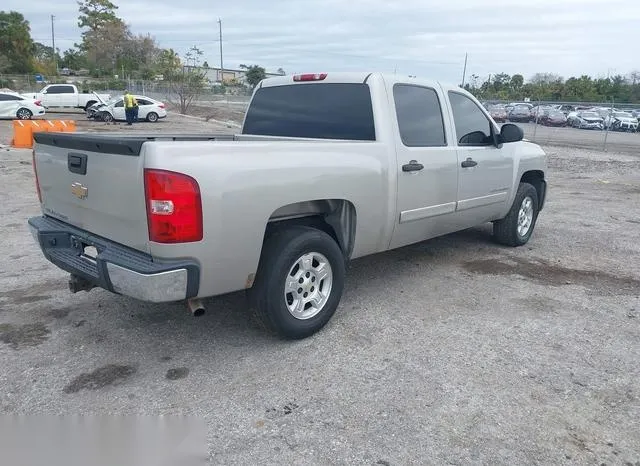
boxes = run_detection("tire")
[16,108,33,120]
[249,226,346,339]
[101,112,114,122]
[493,182,539,247]
[146,112,159,122]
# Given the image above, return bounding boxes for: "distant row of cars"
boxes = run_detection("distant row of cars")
[486,102,640,132]
[0,89,167,123]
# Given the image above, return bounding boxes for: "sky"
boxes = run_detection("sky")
[5,0,640,84]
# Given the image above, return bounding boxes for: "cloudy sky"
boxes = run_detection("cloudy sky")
[6,0,640,83]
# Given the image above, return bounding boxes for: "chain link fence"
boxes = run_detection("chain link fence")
[483,99,639,154]
[2,74,638,152]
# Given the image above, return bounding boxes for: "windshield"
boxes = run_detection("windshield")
[581,112,599,118]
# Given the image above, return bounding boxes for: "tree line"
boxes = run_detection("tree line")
[0,1,269,89]
[464,71,640,104]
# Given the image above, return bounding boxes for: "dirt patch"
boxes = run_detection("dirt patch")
[0,278,64,305]
[462,256,640,295]
[0,322,50,349]
[63,364,136,394]
[49,308,71,319]
[165,367,189,380]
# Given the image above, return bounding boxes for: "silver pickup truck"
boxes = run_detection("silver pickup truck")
[28,72,547,339]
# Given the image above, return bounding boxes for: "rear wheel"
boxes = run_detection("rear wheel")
[16,108,32,120]
[493,182,539,247]
[249,226,345,339]
[146,112,159,122]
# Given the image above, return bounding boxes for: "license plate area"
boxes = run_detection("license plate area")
[70,235,99,264]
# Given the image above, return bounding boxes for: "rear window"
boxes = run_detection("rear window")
[242,83,376,141]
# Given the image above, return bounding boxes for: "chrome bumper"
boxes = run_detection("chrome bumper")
[28,216,200,303]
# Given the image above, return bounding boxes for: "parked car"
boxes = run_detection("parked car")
[28,72,548,340]
[571,111,604,130]
[509,105,532,122]
[508,102,533,109]
[539,110,567,127]
[92,95,167,123]
[22,84,110,111]
[554,104,576,115]
[488,104,508,122]
[530,105,553,122]
[0,91,46,120]
[603,111,638,132]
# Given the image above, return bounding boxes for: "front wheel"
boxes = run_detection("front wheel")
[100,112,114,122]
[493,182,539,247]
[249,226,346,339]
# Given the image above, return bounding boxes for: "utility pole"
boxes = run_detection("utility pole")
[218,18,224,83]
[461,52,468,87]
[51,15,57,73]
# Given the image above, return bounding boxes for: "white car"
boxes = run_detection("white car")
[603,111,638,132]
[94,95,167,123]
[0,91,46,120]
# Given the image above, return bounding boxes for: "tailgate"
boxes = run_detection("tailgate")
[33,132,150,253]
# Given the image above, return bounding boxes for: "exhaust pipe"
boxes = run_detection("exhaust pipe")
[187,298,205,317]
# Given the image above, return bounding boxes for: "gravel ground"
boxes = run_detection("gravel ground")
[0,119,639,464]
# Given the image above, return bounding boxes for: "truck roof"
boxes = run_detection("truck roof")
[259,72,453,91]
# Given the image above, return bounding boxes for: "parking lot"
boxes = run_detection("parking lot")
[1,111,639,464]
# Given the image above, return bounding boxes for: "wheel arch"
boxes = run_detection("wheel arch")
[264,199,357,259]
[520,170,546,211]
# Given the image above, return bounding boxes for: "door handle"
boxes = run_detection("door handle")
[461,157,477,168]
[402,160,424,172]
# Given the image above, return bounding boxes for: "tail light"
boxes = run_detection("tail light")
[157,103,165,109]
[33,149,42,203]
[34,100,43,107]
[293,73,327,82]
[144,169,202,243]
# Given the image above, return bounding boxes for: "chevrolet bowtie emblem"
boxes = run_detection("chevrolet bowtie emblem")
[71,182,88,199]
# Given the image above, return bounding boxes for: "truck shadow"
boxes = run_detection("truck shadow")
[135,224,498,343]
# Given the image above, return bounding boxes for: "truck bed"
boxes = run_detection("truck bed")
[34,132,238,156]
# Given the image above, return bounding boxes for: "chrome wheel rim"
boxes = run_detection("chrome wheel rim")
[284,252,333,320]
[517,196,534,237]
[148,113,158,122]
[17,109,31,120]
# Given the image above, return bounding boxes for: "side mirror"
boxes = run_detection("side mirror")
[499,123,524,143]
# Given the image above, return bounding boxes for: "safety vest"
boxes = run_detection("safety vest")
[124,94,137,108]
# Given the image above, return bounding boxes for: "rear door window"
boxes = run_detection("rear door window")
[0,93,23,101]
[47,85,75,94]
[242,83,376,140]
[393,84,446,147]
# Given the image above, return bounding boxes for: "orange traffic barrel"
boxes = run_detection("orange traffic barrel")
[52,120,77,132]
[40,120,58,132]
[12,120,33,148]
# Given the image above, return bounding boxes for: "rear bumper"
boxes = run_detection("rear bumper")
[28,216,200,303]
